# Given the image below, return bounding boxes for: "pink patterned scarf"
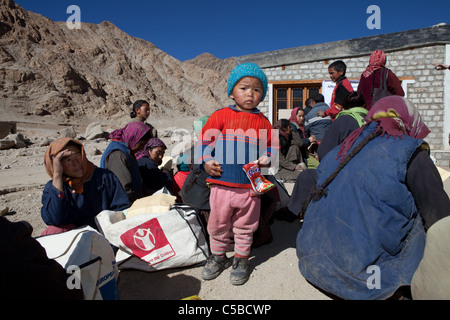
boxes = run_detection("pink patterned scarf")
[362,50,387,78]
[109,122,150,151]
[337,96,430,161]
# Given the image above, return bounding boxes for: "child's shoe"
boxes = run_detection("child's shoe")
[201,254,232,280]
[230,257,250,285]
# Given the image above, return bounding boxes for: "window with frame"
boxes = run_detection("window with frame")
[272,81,322,123]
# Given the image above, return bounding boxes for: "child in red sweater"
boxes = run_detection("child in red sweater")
[198,63,278,285]
[319,60,354,120]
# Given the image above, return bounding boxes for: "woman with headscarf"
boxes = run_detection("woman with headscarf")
[357,50,405,110]
[137,138,173,196]
[296,96,450,300]
[100,122,152,202]
[289,107,316,167]
[273,119,306,182]
[41,138,130,235]
[287,93,368,219]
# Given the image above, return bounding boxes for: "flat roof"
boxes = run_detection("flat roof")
[236,25,450,68]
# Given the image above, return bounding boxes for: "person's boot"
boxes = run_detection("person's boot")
[230,257,250,285]
[201,254,232,280]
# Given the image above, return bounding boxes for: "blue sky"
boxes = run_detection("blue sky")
[14,0,450,62]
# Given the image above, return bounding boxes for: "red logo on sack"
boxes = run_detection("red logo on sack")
[120,218,175,266]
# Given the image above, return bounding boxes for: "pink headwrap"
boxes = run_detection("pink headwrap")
[337,96,430,161]
[362,50,387,78]
[289,107,305,136]
[109,122,150,151]
[289,107,300,126]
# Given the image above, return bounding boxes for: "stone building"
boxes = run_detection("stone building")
[236,24,450,166]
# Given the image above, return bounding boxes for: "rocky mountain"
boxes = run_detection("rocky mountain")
[185,52,237,76]
[0,0,236,127]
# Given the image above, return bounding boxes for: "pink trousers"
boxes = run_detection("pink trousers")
[208,185,261,258]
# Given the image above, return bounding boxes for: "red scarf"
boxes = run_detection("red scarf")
[289,107,305,136]
[363,50,387,78]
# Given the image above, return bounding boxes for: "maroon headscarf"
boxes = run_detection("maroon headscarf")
[136,138,167,160]
[337,96,430,161]
[109,122,150,151]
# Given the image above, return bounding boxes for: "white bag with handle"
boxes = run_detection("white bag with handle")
[37,226,119,300]
[96,204,210,272]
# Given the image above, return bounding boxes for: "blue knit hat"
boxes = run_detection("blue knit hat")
[227,63,268,101]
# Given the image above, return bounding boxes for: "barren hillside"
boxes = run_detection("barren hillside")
[0,0,235,129]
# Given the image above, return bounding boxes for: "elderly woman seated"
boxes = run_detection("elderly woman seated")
[41,138,130,235]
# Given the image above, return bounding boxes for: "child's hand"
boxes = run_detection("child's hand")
[317,110,326,118]
[204,160,223,177]
[258,155,271,167]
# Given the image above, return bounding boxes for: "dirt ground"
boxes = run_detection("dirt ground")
[1,116,449,301]
[0,116,333,300]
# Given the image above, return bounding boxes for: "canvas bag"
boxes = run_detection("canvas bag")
[96,204,210,272]
[371,68,392,105]
[37,226,119,300]
[411,216,450,300]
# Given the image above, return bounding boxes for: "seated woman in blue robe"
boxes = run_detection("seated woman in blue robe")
[41,138,130,235]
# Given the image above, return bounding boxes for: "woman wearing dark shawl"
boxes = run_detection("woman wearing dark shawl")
[296,96,450,300]
[137,138,174,196]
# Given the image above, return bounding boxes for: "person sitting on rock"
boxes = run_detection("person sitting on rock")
[41,138,130,235]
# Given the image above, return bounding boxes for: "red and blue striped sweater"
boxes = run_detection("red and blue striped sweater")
[198,105,278,189]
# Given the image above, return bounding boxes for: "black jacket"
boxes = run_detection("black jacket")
[0,217,84,300]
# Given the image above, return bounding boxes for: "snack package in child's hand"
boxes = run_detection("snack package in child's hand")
[243,161,275,194]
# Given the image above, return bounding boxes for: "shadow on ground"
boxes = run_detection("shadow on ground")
[117,217,302,300]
